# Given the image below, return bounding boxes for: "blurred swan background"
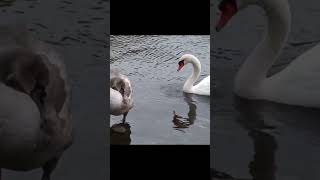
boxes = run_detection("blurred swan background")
[0,0,109,179]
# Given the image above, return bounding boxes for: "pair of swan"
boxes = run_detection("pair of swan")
[216,0,320,108]
[110,54,210,122]
[0,25,73,179]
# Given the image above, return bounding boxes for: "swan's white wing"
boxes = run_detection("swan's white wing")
[263,44,320,107]
[193,75,210,96]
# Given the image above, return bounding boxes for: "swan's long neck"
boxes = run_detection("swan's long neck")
[183,57,201,93]
[234,0,291,97]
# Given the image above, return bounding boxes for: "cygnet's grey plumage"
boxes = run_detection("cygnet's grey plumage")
[110,69,133,123]
[0,25,73,180]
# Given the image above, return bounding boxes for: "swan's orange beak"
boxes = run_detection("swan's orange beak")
[215,0,238,32]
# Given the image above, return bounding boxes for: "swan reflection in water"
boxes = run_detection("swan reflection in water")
[172,93,197,132]
[212,97,278,180]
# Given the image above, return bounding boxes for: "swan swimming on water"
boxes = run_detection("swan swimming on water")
[215,0,320,108]
[177,54,210,96]
[0,25,73,180]
[110,69,133,123]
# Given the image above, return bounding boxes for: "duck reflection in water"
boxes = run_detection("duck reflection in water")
[172,93,197,132]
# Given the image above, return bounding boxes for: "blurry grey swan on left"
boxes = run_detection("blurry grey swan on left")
[0,25,73,180]
[110,69,133,124]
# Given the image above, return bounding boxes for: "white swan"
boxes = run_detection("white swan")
[0,25,73,180]
[215,0,320,108]
[110,70,133,123]
[177,54,210,96]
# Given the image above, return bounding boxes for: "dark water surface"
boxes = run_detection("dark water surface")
[110,35,210,145]
[0,1,109,179]
[212,0,320,179]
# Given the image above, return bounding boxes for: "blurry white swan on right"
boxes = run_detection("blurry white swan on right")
[215,0,320,108]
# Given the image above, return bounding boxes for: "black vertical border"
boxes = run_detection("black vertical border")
[110,0,210,35]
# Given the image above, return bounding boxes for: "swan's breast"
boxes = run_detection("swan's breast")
[0,84,41,153]
[110,88,123,115]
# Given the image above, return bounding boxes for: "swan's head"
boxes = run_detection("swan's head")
[0,48,62,123]
[215,0,263,32]
[110,77,132,98]
[215,0,260,32]
[215,0,288,31]
[215,0,238,32]
[0,49,49,96]
[177,54,197,72]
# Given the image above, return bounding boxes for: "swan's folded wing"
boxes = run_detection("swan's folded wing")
[193,75,210,96]
[263,44,320,107]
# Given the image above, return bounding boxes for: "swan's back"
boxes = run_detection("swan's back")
[262,44,320,107]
